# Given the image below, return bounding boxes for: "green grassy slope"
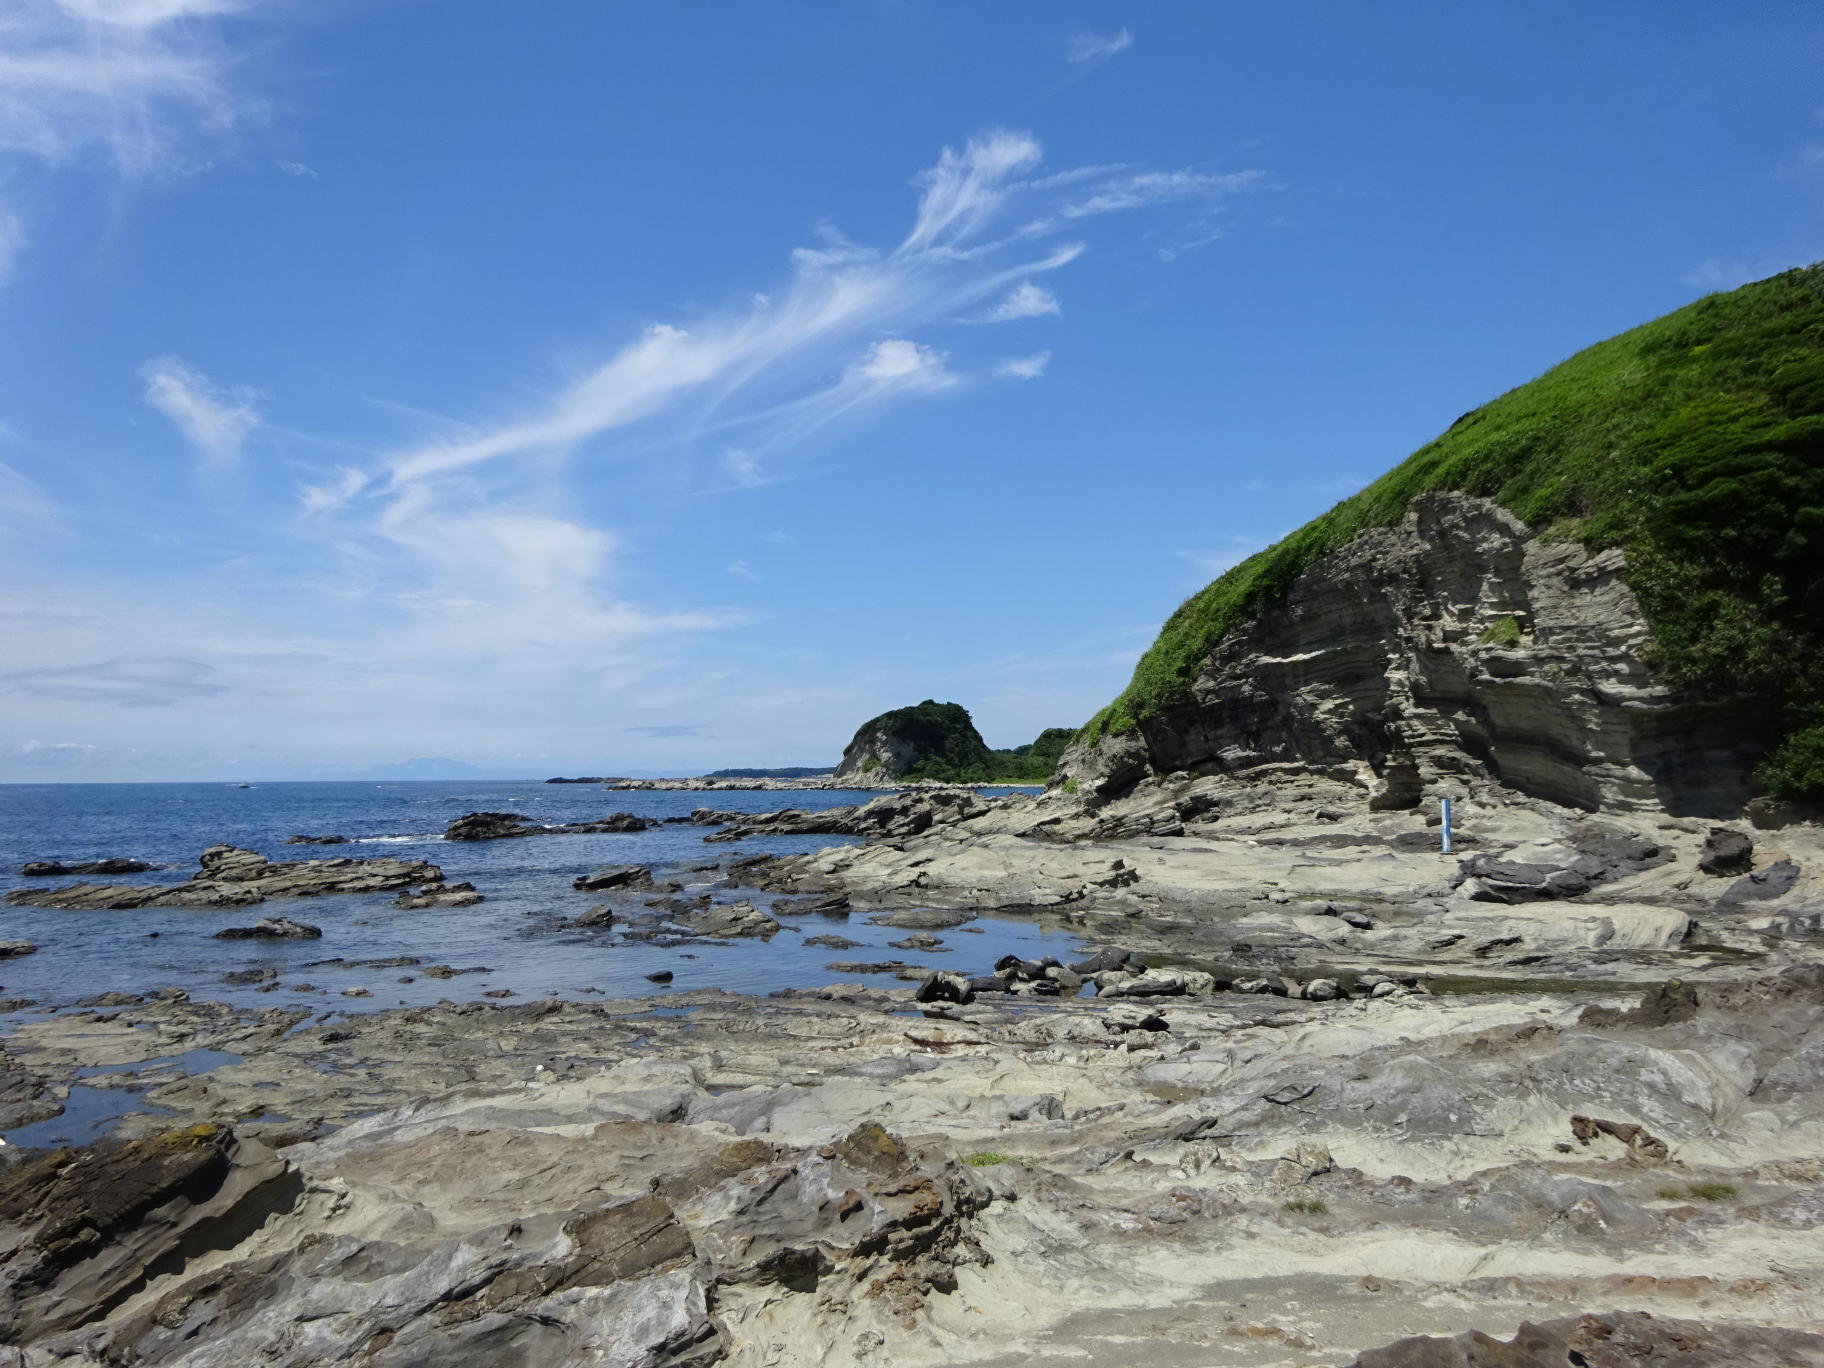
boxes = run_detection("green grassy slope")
[1081,265,1824,799]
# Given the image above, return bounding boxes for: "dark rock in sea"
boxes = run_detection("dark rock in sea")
[19,858,160,877]
[213,917,322,941]
[1698,826,1754,876]
[4,845,440,911]
[867,908,974,930]
[889,933,945,951]
[826,960,921,976]
[393,881,485,909]
[421,964,491,979]
[804,933,862,950]
[222,967,278,985]
[444,811,656,841]
[1721,857,1801,903]
[283,834,348,845]
[569,905,615,929]
[0,942,37,959]
[572,866,654,893]
[679,901,781,939]
[644,894,712,916]
[697,788,992,844]
[645,971,673,983]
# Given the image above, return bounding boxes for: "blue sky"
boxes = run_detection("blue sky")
[2,1,1821,780]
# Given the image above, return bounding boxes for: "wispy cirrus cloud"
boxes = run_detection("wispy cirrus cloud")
[373,130,1259,503]
[141,356,260,472]
[0,0,272,280]
[1065,29,1133,65]
[973,280,1059,323]
[996,352,1050,380]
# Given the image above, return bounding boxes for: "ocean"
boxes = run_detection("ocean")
[0,780,1081,1013]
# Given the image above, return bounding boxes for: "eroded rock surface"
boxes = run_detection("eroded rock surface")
[1058,493,1775,817]
[3,845,443,911]
[6,972,1824,1365]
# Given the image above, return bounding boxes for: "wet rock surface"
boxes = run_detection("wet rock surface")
[443,810,656,841]
[3,845,442,911]
[19,858,162,877]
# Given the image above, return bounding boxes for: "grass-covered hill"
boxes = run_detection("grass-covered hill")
[1081,265,1824,800]
[839,701,1073,784]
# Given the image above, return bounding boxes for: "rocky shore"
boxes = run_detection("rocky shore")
[5,954,1824,1364]
[3,776,1822,1362]
[608,776,1039,792]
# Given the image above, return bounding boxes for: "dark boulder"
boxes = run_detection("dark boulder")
[915,971,974,1005]
[444,811,656,841]
[19,858,160,877]
[212,917,321,941]
[1697,827,1754,876]
[283,835,348,845]
[572,866,654,892]
[1721,858,1801,904]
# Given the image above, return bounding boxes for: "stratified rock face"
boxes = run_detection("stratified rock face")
[0,1124,294,1343]
[1061,493,1773,818]
[11,1108,985,1368]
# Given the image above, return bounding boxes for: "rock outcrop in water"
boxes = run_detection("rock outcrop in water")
[694,788,992,842]
[2,845,442,911]
[18,858,161,876]
[442,810,655,840]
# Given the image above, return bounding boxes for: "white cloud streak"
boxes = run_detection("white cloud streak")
[141,356,260,472]
[977,280,1059,322]
[996,352,1050,380]
[0,0,261,176]
[1065,29,1133,64]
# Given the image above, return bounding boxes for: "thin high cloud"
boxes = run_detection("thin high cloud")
[195,129,1271,771]
[1065,29,1133,64]
[0,0,271,278]
[996,352,1050,380]
[141,357,260,472]
[373,130,1261,499]
[973,280,1059,323]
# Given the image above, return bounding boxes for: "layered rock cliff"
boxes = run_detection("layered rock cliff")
[1063,266,1824,819]
[1059,492,1771,817]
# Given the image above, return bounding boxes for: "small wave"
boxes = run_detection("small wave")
[352,834,440,844]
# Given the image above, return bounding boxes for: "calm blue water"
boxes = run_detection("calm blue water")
[0,781,1074,1014]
